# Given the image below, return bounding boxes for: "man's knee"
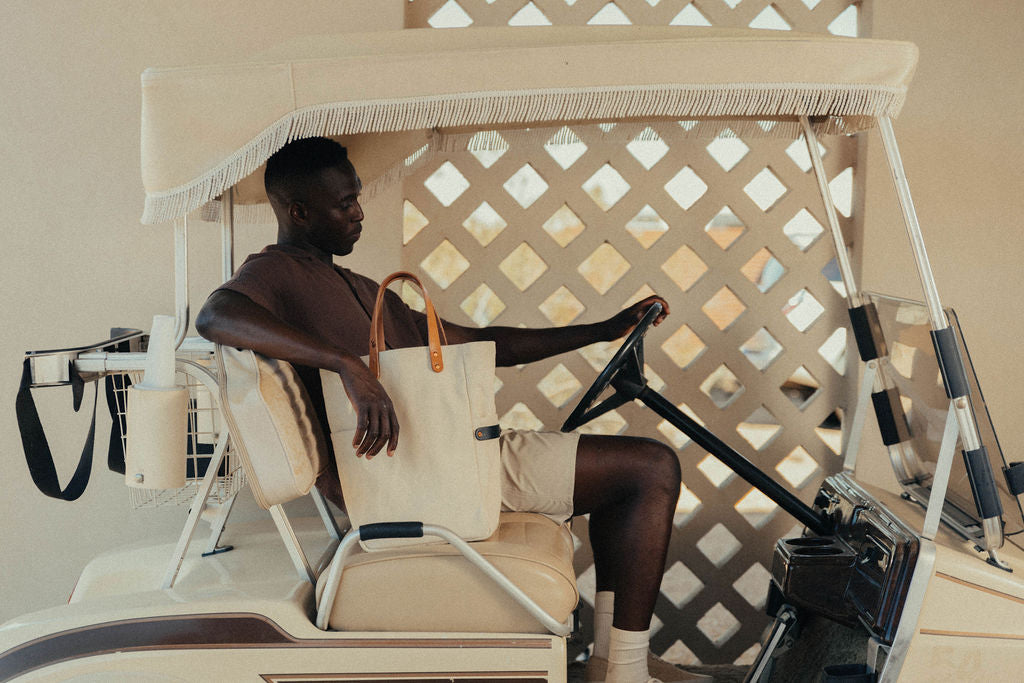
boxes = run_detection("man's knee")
[634,437,681,497]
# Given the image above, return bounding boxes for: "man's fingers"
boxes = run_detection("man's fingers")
[387,402,400,456]
[352,412,369,457]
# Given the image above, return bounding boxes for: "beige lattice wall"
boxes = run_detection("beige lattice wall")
[403,0,867,666]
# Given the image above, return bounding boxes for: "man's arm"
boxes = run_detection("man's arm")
[436,295,670,367]
[196,289,399,457]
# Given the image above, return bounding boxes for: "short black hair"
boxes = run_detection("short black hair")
[264,137,351,201]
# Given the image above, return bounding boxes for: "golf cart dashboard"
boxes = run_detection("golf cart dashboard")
[771,473,920,644]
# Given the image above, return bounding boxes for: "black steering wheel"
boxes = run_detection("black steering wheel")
[560,302,662,433]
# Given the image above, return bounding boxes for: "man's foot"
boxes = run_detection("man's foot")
[583,652,714,682]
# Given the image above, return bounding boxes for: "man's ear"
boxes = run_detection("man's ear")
[288,201,308,225]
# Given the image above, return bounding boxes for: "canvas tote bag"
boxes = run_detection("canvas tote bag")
[321,271,502,549]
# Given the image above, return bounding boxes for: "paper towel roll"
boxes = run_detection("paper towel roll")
[142,314,177,389]
[125,385,188,489]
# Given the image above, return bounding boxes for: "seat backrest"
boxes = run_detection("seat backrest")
[215,345,328,509]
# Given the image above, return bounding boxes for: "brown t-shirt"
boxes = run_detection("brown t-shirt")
[217,244,426,442]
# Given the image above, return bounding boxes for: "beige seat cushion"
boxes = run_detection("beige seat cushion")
[316,512,579,633]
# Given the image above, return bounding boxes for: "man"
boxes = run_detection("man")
[197,137,705,683]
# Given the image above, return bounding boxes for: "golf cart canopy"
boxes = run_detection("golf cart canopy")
[140,25,918,224]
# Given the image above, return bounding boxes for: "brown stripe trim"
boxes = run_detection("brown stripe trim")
[920,628,1024,641]
[262,673,546,682]
[935,571,1024,607]
[0,612,550,682]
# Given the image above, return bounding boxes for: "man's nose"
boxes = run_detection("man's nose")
[351,200,364,221]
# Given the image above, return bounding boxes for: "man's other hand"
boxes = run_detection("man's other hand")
[602,295,670,341]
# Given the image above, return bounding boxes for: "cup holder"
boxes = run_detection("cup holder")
[785,537,834,547]
[792,546,844,556]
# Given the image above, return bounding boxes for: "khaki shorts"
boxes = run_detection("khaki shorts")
[499,429,579,522]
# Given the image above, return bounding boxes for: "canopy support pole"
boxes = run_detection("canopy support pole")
[221,188,235,284]
[876,116,1007,566]
[799,117,861,308]
[173,217,190,350]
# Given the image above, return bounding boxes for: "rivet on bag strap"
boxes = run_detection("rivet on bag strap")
[368,271,447,377]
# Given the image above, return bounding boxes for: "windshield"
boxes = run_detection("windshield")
[867,292,1023,536]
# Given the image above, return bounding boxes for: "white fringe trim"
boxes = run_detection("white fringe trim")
[143,82,905,224]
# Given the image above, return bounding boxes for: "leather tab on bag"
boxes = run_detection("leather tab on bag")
[474,425,501,441]
[1003,462,1024,496]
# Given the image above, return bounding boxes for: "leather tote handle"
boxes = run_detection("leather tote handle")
[368,271,446,377]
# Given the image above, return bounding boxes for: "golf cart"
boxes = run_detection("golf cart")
[5,25,1023,682]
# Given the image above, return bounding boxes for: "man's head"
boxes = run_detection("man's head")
[264,137,364,260]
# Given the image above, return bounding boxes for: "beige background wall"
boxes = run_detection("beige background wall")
[1,0,1022,627]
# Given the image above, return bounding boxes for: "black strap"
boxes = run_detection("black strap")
[15,358,99,501]
[104,372,129,474]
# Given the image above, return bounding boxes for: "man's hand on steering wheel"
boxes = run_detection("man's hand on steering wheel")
[601,295,671,341]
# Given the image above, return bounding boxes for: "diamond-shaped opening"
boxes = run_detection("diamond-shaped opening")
[697,524,741,568]
[706,132,750,172]
[543,204,585,247]
[744,167,788,211]
[428,0,473,28]
[500,242,548,291]
[819,327,848,376]
[741,247,786,293]
[661,325,707,369]
[462,201,507,246]
[493,374,503,395]
[723,0,743,8]
[420,239,469,289]
[705,206,746,249]
[783,208,824,250]
[578,243,630,294]
[644,364,666,393]
[661,640,700,667]
[501,401,544,431]
[661,245,708,293]
[697,603,741,647]
[657,403,704,452]
[698,455,735,489]
[890,340,916,379]
[785,135,826,173]
[782,366,821,409]
[702,286,746,330]
[735,487,779,528]
[665,166,708,210]
[583,163,631,211]
[578,340,617,372]
[701,365,744,409]
[829,166,854,217]
[577,564,596,606]
[736,644,762,667]
[467,131,508,168]
[579,409,627,435]
[749,4,792,30]
[801,0,821,9]
[537,363,582,408]
[460,283,506,327]
[539,286,585,325]
[823,259,848,297]
[544,127,587,170]
[626,127,669,170]
[828,4,859,37]
[670,2,711,26]
[508,0,552,26]
[400,282,426,312]
[740,328,783,371]
[625,204,669,248]
[676,480,702,527]
[661,561,704,608]
[816,409,843,455]
[736,406,781,451]
[733,562,772,608]
[424,161,470,207]
[588,1,632,25]
[775,446,820,489]
[403,200,429,245]
[783,289,824,332]
[504,164,548,209]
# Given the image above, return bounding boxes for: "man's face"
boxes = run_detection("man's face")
[298,162,364,257]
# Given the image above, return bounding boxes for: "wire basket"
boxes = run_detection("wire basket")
[108,351,246,508]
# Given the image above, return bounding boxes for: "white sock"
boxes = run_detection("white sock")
[592,591,615,660]
[606,626,650,682]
